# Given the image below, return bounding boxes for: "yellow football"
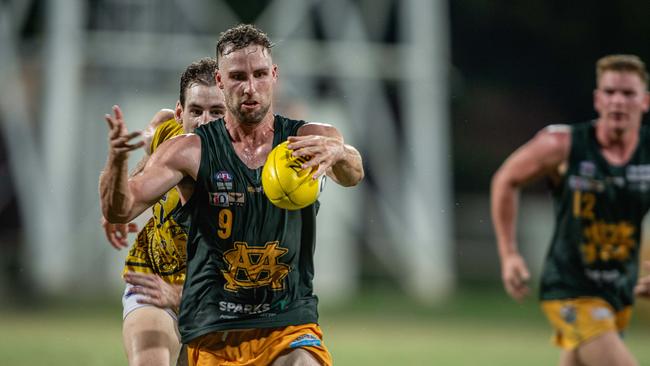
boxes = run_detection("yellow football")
[262,141,321,210]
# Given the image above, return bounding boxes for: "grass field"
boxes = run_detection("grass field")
[1,287,649,366]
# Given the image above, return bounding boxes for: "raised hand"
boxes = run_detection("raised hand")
[101,216,138,250]
[501,253,531,302]
[104,105,145,158]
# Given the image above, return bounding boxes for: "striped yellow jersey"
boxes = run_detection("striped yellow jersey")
[122,119,187,285]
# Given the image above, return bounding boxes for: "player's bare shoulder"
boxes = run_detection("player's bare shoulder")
[543,124,571,137]
[535,124,572,158]
[534,124,572,178]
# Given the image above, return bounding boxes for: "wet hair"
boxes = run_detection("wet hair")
[179,57,218,106]
[596,54,648,86]
[215,24,274,64]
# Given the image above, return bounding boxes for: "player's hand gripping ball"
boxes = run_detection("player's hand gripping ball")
[262,141,322,210]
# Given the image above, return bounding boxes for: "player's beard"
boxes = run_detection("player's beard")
[228,98,270,125]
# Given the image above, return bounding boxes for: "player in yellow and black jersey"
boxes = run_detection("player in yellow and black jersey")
[122,118,187,286]
[101,57,225,366]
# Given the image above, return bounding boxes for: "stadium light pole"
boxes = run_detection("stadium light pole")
[399,0,454,301]
[39,0,85,293]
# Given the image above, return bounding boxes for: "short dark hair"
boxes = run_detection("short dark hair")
[215,24,274,64]
[596,54,649,86]
[179,57,218,106]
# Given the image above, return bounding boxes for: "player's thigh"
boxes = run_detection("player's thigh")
[576,331,638,366]
[559,349,581,366]
[271,348,320,366]
[123,306,182,366]
[176,344,188,366]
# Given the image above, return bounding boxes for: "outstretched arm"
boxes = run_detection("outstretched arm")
[490,125,570,301]
[101,108,175,249]
[290,123,364,187]
[99,105,200,223]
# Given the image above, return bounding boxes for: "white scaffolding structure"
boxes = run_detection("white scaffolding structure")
[0,0,453,303]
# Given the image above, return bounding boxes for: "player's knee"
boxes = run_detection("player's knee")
[129,348,172,366]
[124,326,181,366]
[271,348,320,366]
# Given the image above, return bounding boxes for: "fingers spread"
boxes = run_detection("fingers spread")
[112,105,124,121]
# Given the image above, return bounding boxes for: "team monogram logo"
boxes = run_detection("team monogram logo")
[221,241,290,292]
[580,220,635,264]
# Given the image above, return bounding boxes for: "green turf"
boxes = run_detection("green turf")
[1,288,649,365]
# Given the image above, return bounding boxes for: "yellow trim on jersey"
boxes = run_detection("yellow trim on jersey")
[123,118,187,284]
[150,118,183,154]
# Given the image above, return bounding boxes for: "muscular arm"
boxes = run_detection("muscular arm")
[99,106,200,223]
[490,125,571,300]
[491,126,570,257]
[100,108,176,249]
[290,123,364,187]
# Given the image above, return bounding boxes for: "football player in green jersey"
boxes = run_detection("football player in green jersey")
[492,54,650,366]
[102,58,225,366]
[100,24,363,366]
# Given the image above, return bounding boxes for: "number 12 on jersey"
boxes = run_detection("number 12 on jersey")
[573,190,595,219]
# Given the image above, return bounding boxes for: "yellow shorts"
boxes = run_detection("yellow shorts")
[541,297,632,350]
[186,323,332,366]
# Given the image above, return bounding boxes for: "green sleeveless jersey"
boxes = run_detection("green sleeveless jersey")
[174,115,320,343]
[540,121,650,310]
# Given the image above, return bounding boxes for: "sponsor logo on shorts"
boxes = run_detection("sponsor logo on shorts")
[214,171,233,190]
[290,334,322,348]
[560,305,577,324]
[591,306,613,321]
